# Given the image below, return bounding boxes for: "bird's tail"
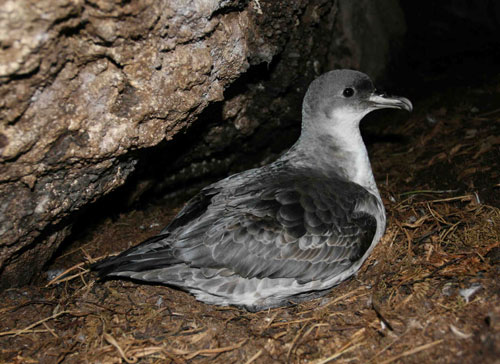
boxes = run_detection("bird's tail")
[91,233,181,278]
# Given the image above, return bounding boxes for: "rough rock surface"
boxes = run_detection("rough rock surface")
[0,0,405,288]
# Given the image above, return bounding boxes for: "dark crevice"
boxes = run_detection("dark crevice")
[3,104,29,127]
[0,216,72,289]
[0,64,41,84]
[83,0,103,11]
[103,54,125,70]
[210,0,249,18]
[57,19,88,38]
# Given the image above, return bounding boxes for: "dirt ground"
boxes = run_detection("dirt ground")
[1,70,499,363]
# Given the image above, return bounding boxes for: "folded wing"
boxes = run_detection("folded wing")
[94,164,378,284]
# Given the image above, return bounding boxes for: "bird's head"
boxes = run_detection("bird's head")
[302,70,412,133]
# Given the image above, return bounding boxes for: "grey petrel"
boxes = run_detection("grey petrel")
[93,69,412,311]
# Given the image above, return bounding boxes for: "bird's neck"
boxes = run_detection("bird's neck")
[285,115,379,195]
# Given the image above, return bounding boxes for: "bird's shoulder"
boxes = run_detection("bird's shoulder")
[215,161,375,214]
[167,160,377,232]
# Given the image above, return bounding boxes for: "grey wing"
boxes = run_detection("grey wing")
[94,168,379,284]
[192,174,379,283]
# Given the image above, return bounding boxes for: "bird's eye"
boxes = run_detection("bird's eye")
[343,88,354,97]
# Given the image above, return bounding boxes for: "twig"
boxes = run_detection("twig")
[426,203,449,225]
[47,253,115,286]
[42,322,59,338]
[304,323,328,337]
[368,334,405,363]
[104,333,137,364]
[477,107,500,117]
[293,286,367,316]
[287,323,309,359]
[378,339,443,364]
[371,301,394,331]
[415,229,439,243]
[181,339,247,360]
[244,349,263,364]
[0,300,57,314]
[410,257,464,285]
[439,221,461,241]
[314,343,362,364]
[416,195,473,205]
[402,215,429,228]
[396,221,414,257]
[46,262,86,286]
[399,189,458,197]
[58,241,95,259]
[270,317,319,328]
[262,311,279,330]
[0,310,71,337]
[319,287,368,310]
[49,270,89,287]
[127,346,184,363]
[0,329,48,335]
[316,327,366,364]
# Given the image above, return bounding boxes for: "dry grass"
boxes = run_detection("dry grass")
[1,80,499,363]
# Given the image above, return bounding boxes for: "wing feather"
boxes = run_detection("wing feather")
[95,164,380,285]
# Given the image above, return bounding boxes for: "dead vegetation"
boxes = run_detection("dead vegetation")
[1,79,499,363]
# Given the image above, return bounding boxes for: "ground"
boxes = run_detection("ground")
[0,71,499,363]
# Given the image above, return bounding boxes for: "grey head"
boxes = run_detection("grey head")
[301,70,412,137]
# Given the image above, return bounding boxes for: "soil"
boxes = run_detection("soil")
[0,68,499,363]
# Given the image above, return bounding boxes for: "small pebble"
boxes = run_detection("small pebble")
[156,296,163,307]
[459,283,481,303]
[426,114,437,125]
[450,324,472,339]
[46,268,66,282]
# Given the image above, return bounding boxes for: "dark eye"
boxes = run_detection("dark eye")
[343,87,354,97]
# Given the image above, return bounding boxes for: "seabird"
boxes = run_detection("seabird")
[93,70,412,311]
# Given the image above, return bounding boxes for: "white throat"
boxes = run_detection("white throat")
[330,121,377,193]
[295,106,379,195]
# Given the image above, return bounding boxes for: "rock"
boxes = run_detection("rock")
[0,0,406,288]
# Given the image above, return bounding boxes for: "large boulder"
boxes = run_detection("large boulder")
[0,0,406,288]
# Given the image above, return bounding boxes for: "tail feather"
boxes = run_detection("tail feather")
[91,233,180,277]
